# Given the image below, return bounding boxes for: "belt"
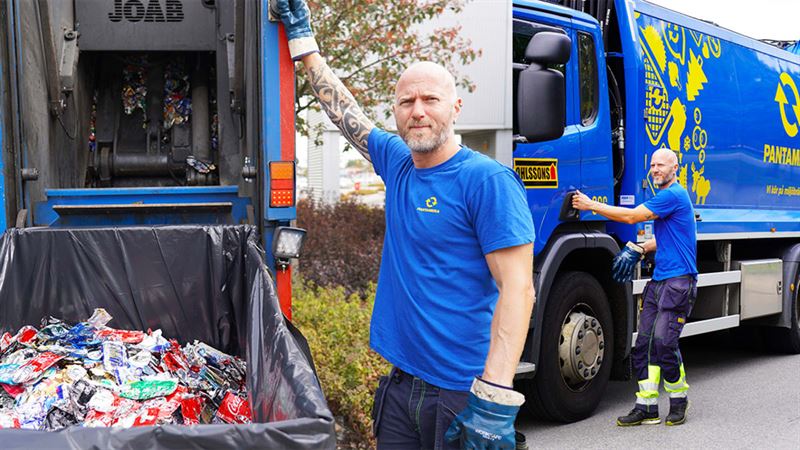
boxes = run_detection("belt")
[653,274,696,282]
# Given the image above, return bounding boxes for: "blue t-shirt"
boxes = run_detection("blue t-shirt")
[643,183,697,281]
[368,128,535,391]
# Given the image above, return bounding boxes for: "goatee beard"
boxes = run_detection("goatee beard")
[402,122,453,154]
[654,172,675,188]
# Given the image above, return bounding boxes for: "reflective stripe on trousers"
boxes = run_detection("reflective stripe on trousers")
[632,277,696,411]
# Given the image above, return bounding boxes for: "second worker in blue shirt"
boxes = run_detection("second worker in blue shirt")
[573,148,698,427]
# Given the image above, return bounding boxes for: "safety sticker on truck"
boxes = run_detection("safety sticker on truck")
[514,158,558,189]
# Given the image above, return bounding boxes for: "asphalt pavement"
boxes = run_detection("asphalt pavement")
[517,331,800,449]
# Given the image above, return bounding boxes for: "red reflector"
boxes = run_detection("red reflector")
[271,190,294,207]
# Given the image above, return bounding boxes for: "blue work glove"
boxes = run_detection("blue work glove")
[612,241,645,283]
[274,0,319,60]
[445,377,524,450]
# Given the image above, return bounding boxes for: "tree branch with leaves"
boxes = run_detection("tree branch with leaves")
[295,0,481,138]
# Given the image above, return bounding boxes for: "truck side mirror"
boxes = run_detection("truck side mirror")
[517,32,571,143]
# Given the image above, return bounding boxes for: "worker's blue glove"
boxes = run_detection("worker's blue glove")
[274,0,319,60]
[445,377,524,450]
[612,242,645,283]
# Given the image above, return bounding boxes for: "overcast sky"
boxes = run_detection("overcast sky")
[648,0,800,41]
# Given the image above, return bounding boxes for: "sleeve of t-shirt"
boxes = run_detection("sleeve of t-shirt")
[643,187,679,218]
[367,128,409,183]
[469,170,536,255]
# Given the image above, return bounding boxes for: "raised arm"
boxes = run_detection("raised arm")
[301,54,375,160]
[275,0,375,160]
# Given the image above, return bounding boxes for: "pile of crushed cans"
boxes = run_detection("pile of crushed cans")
[0,309,250,430]
[163,60,192,130]
[122,56,148,124]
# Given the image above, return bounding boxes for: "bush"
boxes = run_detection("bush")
[293,279,390,449]
[296,197,385,296]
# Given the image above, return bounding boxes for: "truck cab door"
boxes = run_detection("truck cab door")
[512,10,580,254]
[571,20,614,220]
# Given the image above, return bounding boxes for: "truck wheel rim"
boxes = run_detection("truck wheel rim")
[558,303,605,392]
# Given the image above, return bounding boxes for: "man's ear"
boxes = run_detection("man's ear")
[453,98,463,121]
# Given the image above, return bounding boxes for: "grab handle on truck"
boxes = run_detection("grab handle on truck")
[559,190,580,221]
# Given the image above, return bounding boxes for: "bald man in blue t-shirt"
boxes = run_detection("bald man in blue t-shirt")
[573,148,697,427]
[274,1,536,448]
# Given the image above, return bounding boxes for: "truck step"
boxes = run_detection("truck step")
[632,314,741,344]
[632,271,742,295]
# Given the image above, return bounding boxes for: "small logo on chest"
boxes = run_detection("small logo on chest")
[417,196,440,214]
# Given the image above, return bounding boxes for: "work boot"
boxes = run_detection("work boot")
[665,401,689,426]
[616,408,661,426]
[515,431,528,450]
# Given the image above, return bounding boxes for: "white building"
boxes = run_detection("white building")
[306,0,513,204]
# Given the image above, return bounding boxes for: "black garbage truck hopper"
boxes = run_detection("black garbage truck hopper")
[0,225,335,449]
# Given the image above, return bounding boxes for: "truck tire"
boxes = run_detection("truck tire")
[764,271,800,354]
[519,271,613,422]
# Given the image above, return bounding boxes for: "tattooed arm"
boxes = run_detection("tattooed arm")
[301,53,375,161]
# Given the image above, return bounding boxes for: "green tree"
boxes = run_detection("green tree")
[296,0,481,135]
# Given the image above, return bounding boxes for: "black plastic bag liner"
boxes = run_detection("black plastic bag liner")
[0,225,335,449]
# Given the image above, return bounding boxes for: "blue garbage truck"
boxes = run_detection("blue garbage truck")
[511,0,800,421]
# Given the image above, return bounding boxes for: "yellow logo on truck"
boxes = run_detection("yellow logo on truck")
[637,15,721,206]
[775,72,800,138]
[514,159,558,189]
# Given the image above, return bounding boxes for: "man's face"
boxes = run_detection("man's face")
[393,68,461,154]
[650,151,678,188]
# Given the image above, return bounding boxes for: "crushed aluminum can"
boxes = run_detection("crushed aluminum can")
[1,383,24,399]
[215,392,251,424]
[44,405,78,431]
[120,379,178,401]
[69,379,96,418]
[137,329,170,353]
[132,407,160,427]
[87,308,113,329]
[12,352,64,385]
[65,365,88,383]
[0,412,20,428]
[102,341,127,384]
[87,389,115,413]
[128,350,152,369]
[180,395,204,425]
[0,364,20,384]
[15,326,38,345]
[0,333,14,352]
[186,155,216,174]
[83,408,115,428]
[96,328,145,344]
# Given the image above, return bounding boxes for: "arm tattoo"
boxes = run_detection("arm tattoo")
[307,61,375,161]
